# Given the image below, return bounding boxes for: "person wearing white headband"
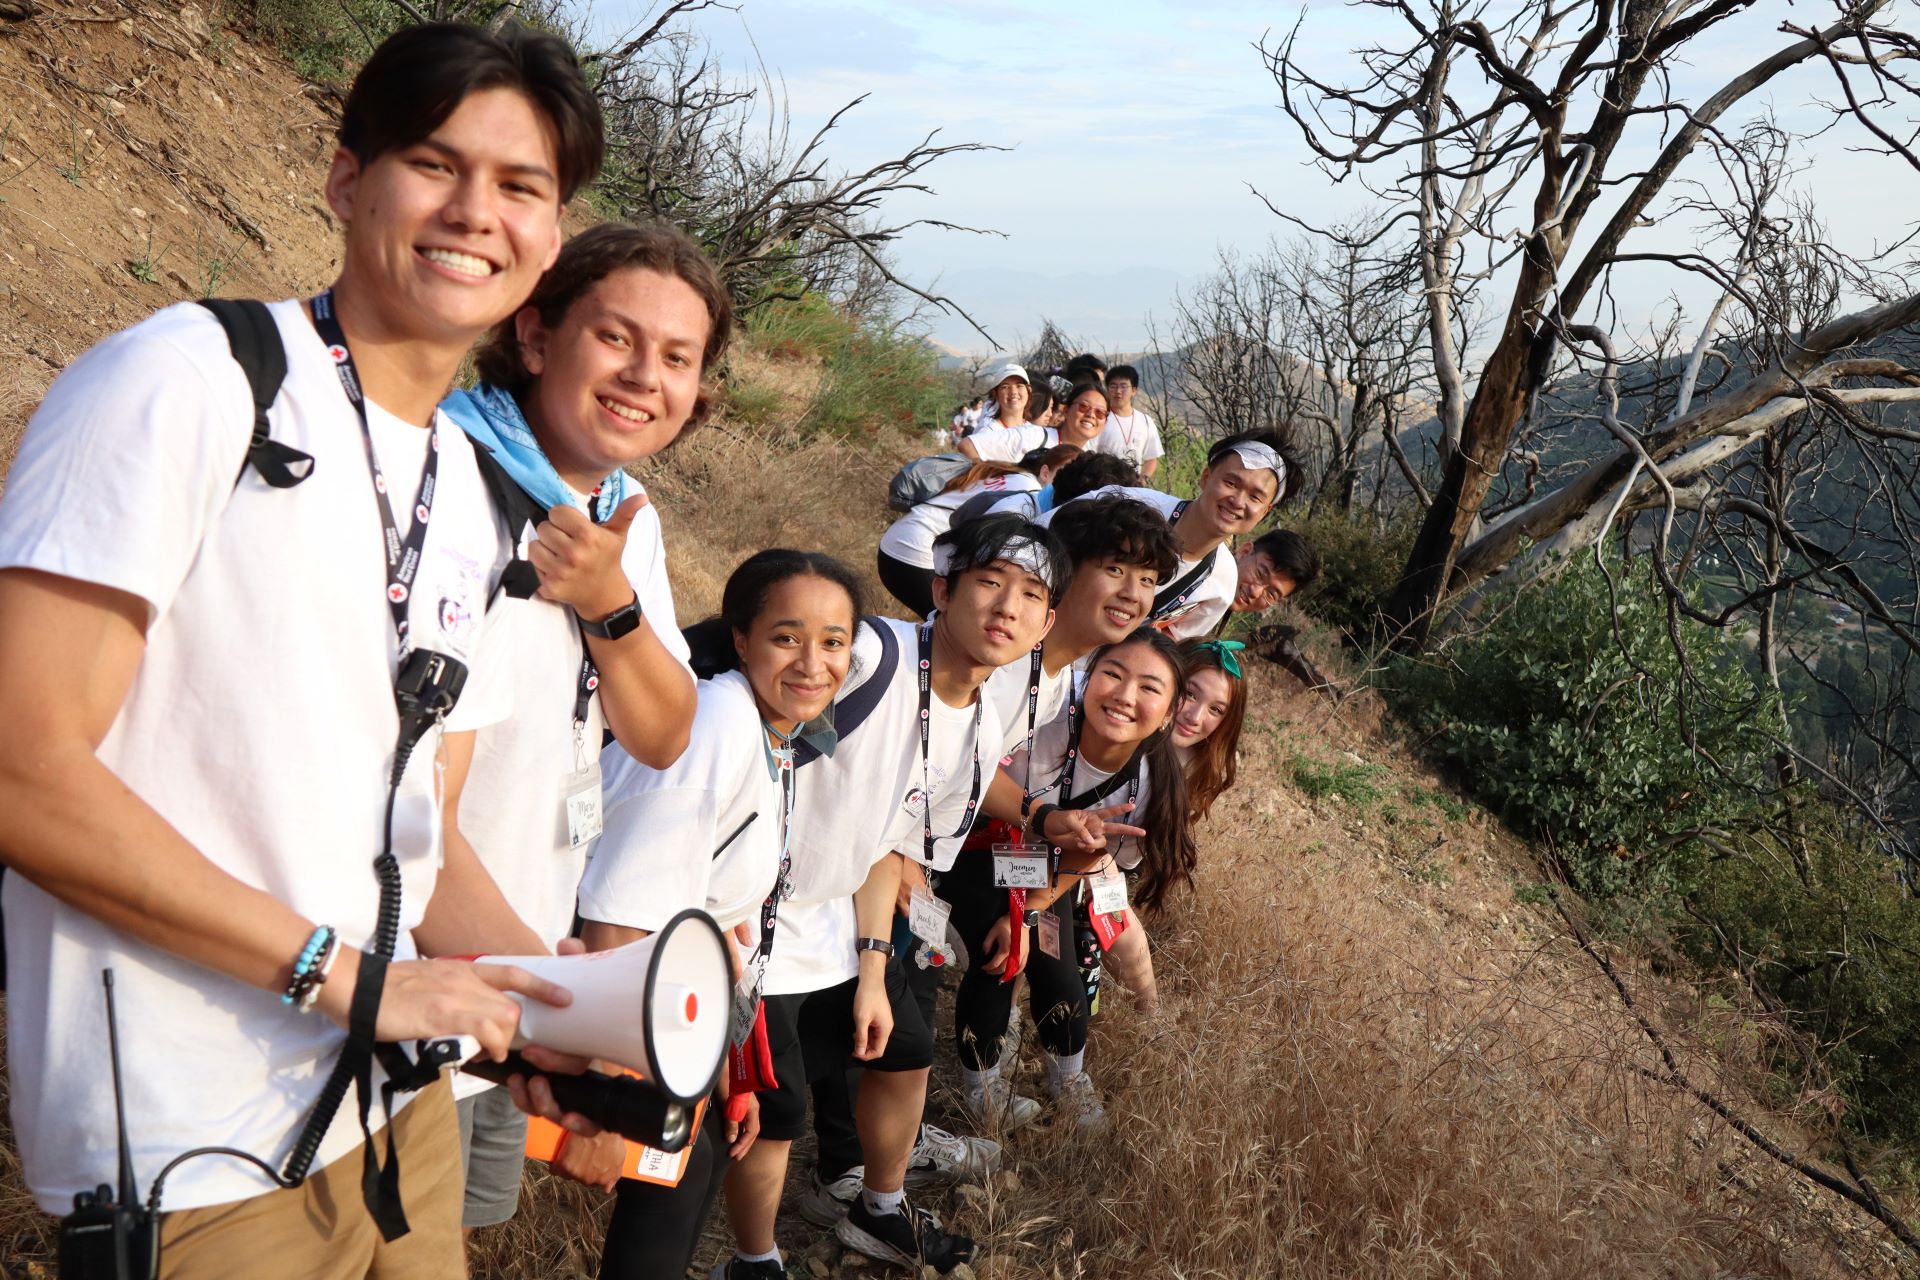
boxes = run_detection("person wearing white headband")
[1033,430,1298,640]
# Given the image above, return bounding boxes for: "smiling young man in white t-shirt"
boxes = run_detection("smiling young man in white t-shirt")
[433,223,733,1228]
[1093,364,1164,479]
[0,24,606,1277]
[1038,430,1302,640]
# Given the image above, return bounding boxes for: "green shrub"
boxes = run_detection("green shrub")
[1384,555,1774,898]
[1685,813,1920,1162]
[744,296,949,440]
[1289,508,1416,644]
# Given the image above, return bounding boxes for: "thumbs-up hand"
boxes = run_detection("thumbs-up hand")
[529,492,651,620]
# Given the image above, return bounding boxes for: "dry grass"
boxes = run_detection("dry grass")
[460,383,1915,1279]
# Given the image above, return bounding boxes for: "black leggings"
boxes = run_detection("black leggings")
[597,1097,731,1279]
[876,549,936,619]
[941,847,1089,1069]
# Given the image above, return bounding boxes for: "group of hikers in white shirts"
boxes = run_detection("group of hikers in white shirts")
[0,20,1321,1280]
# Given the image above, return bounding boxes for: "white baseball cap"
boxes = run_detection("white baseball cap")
[983,360,1030,389]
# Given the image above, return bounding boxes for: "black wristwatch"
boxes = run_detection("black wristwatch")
[855,937,895,958]
[579,592,643,640]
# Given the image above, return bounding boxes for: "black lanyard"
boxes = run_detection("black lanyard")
[311,290,440,658]
[753,725,797,967]
[1043,684,1142,878]
[1016,646,1051,810]
[284,291,462,1243]
[915,622,984,866]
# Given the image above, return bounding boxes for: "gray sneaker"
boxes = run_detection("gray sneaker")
[1045,1070,1108,1131]
[906,1122,1001,1185]
[960,1071,1041,1132]
[796,1165,862,1227]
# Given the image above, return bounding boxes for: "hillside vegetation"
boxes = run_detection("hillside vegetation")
[0,3,1915,1277]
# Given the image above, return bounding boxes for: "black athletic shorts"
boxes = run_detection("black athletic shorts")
[757,958,934,1141]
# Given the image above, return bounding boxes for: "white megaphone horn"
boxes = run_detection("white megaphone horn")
[478,908,732,1105]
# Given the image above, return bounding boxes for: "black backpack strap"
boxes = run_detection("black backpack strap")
[795,615,900,767]
[197,299,312,490]
[1151,548,1218,619]
[468,441,545,605]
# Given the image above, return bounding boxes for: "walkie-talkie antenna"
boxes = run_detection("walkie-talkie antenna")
[102,968,139,1214]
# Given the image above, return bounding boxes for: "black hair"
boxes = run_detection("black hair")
[932,513,1072,605]
[682,549,866,679]
[1063,352,1107,380]
[1050,496,1178,583]
[1052,452,1142,504]
[1063,378,1110,412]
[340,22,604,202]
[1080,628,1196,912]
[1025,381,1056,421]
[1250,529,1322,591]
[1205,429,1306,506]
[1020,443,1082,475]
[1107,364,1141,388]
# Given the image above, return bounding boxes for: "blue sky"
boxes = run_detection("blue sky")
[593,1,1920,358]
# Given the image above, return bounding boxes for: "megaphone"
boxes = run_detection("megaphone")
[475,908,733,1105]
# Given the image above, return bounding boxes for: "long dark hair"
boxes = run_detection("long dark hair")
[1176,639,1249,822]
[1078,629,1196,912]
[682,549,866,680]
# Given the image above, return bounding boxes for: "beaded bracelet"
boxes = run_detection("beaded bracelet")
[298,933,341,1013]
[282,925,338,1010]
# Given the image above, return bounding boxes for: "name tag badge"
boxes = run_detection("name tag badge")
[728,970,763,1049]
[563,764,603,851]
[1090,868,1128,917]
[908,887,951,945]
[1036,908,1062,959]
[991,842,1049,890]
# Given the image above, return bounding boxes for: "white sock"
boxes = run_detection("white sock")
[960,1062,1000,1098]
[862,1184,906,1216]
[737,1246,781,1265]
[1045,1049,1085,1086]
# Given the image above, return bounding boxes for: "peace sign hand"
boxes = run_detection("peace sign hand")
[1040,802,1146,855]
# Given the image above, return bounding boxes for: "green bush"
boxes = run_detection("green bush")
[1384,555,1774,898]
[1685,814,1920,1162]
[744,296,949,440]
[1288,508,1415,644]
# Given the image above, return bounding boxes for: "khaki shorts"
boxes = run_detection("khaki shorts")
[158,1077,464,1280]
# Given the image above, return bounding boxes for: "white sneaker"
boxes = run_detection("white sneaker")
[796,1165,862,1227]
[1045,1070,1107,1131]
[960,1071,1041,1132]
[906,1122,1001,1186]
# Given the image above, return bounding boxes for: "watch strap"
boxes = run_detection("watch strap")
[855,937,895,958]
[579,592,642,640]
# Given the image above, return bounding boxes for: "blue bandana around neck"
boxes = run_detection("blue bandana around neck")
[443,384,628,522]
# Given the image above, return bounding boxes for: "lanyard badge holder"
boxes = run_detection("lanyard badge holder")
[728,731,794,1112]
[562,652,603,851]
[283,291,471,1244]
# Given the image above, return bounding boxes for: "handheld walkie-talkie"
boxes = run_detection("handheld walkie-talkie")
[58,969,158,1279]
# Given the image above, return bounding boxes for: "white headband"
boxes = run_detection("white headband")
[1226,441,1286,485]
[932,534,1060,593]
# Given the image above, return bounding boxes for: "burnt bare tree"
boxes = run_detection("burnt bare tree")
[1265,0,1920,643]
[543,4,1005,336]
[1155,225,1430,510]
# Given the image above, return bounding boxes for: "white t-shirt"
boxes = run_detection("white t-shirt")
[1040,485,1237,641]
[1006,677,1154,872]
[0,299,513,1214]
[966,423,1056,463]
[580,672,780,937]
[766,617,1003,995]
[878,472,1042,569]
[1095,410,1165,468]
[982,651,1073,760]
[459,486,689,953]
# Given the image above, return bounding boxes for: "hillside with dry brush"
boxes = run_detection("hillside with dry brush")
[0,4,1914,1276]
